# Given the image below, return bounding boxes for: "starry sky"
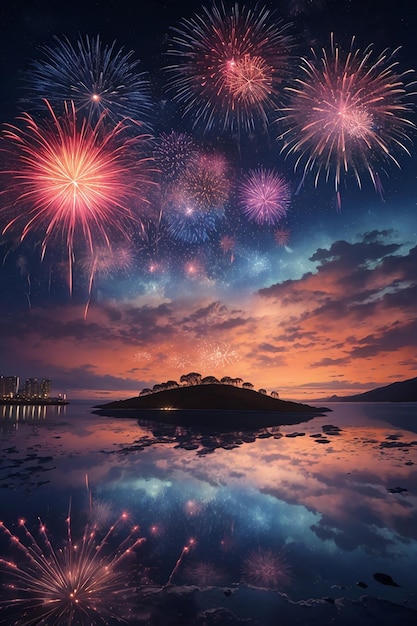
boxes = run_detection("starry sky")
[0,0,416,401]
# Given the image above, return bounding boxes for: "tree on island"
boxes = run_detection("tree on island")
[180,372,202,386]
[138,374,276,398]
[201,375,220,384]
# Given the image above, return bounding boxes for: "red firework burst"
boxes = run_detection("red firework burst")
[239,167,291,225]
[279,33,416,196]
[166,3,293,133]
[0,101,154,290]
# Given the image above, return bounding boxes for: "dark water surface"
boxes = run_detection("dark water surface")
[1,401,416,624]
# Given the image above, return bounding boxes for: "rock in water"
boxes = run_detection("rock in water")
[373,572,400,587]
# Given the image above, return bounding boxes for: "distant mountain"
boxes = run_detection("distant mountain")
[322,377,417,402]
[96,384,330,429]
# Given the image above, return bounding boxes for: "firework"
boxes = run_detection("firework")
[241,548,292,590]
[1,101,154,291]
[181,561,225,586]
[0,511,145,625]
[239,167,291,225]
[79,244,135,317]
[198,341,240,368]
[179,153,230,213]
[154,131,198,182]
[165,205,220,243]
[279,34,416,198]
[165,2,293,133]
[24,35,152,127]
[164,154,229,243]
[274,226,290,246]
[165,537,196,586]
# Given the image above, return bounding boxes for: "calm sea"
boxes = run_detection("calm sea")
[1,400,416,624]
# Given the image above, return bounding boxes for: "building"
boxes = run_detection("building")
[25,378,39,399]
[40,378,51,399]
[0,375,19,399]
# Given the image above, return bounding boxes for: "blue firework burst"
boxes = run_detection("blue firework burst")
[23,35,152,127]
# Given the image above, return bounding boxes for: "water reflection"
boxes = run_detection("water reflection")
[0,401,67,423]
[0,402,416,624]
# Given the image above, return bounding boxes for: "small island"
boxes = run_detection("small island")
[96,374,330,429]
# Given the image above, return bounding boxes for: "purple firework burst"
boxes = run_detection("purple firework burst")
[240,167,291,225]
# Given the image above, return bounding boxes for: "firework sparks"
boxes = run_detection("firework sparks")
[165,2,293,133]
[25,35,152,127]
[0,511,145,625]
[1,101,154,291]
[198,341,240,368]
[240,167,291,225]
[154,131,197,182]
[241,548,292,590]
[279,33,416,199]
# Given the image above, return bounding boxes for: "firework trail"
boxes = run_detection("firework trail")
[0,100,155,292]
[79,244,135,318]
[240,167,291,225]
[165,537,196,586]
[0,509,145,625]
[279,33,416,204]
[24,35,152,127]
[165,2,293,133]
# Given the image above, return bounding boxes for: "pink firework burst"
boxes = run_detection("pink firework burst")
[241,548,292,590]
[166,3,293,133]
[0,101,154,291]
[279,33,416,196]
[240,167,291,225]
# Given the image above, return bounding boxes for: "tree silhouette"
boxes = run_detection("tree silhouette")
[242,382,254,390]
[201,375,220,384]
[271,391,280,399]
[180,372,202,386]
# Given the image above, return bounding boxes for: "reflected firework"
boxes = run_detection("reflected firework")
[274,226,290,246]
[181,561,226,586]
[166,2,293,133]
[240,167,291,225]
[0,512,145,625]
[24,35,152,126]
[1,101,154,291]
[279,34,416,200]
[241,548,292,590]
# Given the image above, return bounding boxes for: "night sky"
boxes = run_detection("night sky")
[0,0,416,401]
